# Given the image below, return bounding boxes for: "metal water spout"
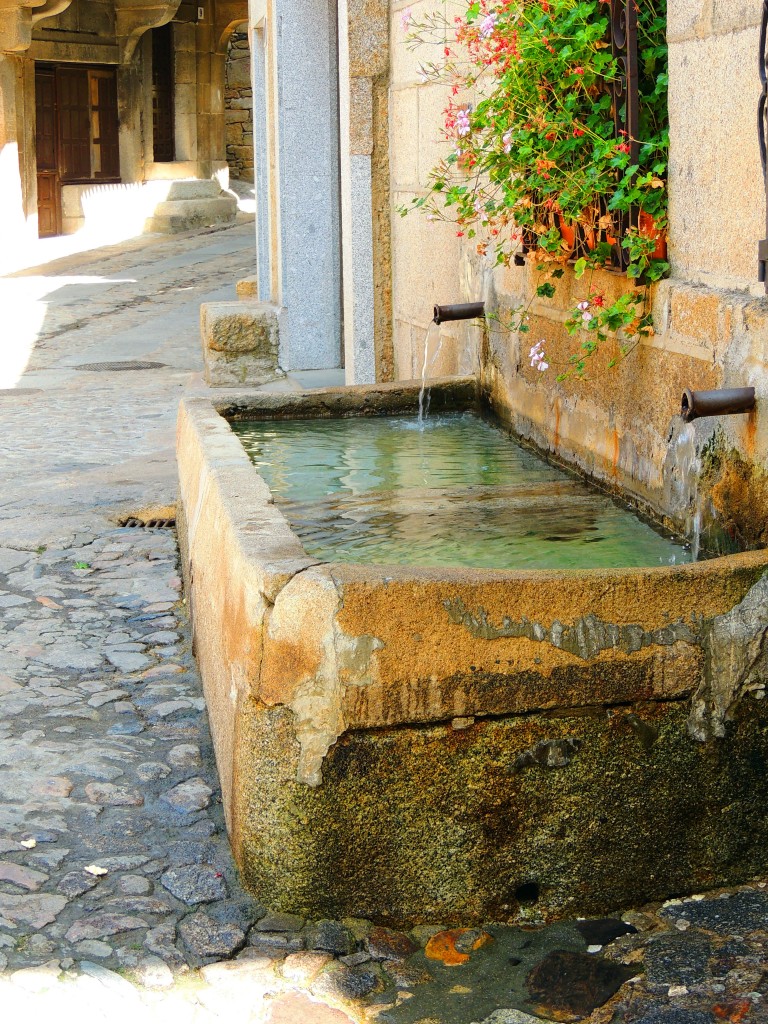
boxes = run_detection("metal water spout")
[680,387,756,423]
[433,302,486,325]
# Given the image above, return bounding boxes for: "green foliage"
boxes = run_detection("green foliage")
[403,0,669,379]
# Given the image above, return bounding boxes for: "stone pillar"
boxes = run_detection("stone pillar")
[0,52,28,245]
[249,8,277,305]
[340,0,390,384]
[117,45,146,183]
[248,0,342,371]
[175,22,198,163]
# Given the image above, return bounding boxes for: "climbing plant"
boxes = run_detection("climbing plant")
[401,0,669,379]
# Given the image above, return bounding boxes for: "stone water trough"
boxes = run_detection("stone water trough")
[177,378,768,926]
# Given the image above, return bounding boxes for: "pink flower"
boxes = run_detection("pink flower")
[456,109,471,136]
[480,13,497,38]
[400,6,412,30]
[529,340,548,370]
[577,300,590,311]
[502,131,512,153]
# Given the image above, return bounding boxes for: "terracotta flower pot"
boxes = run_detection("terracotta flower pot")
[557,214,577,251]
[638,211,667,259]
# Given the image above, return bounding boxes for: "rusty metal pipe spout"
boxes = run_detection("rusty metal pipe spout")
[433,302,486,325]
[681,387,756,423]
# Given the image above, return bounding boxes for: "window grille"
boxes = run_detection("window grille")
[516,0,639,271]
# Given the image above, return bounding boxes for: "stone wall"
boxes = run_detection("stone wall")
[389,4,768,548]
[390,0,480,383]
[225,27,253,182]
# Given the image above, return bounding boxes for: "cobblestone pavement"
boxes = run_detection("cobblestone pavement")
[0,224,766,1024]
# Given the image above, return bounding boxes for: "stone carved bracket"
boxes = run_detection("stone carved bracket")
[115,0,183,63]
[0,0,73,52]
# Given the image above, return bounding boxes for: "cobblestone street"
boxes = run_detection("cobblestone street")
[0,223,766,1024]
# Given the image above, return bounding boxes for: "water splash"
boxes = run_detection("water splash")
[418,321,442,426]
[673,421,703,561]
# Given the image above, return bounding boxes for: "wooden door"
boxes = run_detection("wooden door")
[35,67,60,238]
[56,66,91,182]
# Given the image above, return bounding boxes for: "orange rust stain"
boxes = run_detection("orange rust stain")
[611,428,620,479]
[714,1001,752,1024]
[425,928,493,966]
[744,410,757,459]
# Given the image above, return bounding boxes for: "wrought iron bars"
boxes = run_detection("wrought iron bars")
[514,0,640,270]
[607,0,640,271]
[759,0,768,288]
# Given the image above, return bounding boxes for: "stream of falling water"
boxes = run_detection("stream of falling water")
[417,321,442,426]
[673,421,703,561]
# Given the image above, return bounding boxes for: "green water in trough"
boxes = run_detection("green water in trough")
[233,412,690,570]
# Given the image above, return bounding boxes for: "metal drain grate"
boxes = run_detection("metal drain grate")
[120,516,176,529]
[75,361,167,372]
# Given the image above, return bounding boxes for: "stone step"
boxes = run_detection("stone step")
[147,196,238,234]
[164,179,225,201]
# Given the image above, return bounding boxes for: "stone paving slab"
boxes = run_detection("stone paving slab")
[0,222,765,1023]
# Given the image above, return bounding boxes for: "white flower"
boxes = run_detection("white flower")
[502,131,512,154]
[529,340,547,369]
[581,311,594,323]
[577,300,590,311]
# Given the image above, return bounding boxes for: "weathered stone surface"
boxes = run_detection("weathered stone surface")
[256,911,306,933]
[281,950,335,985]
[201,302,283,387]
[65,913,147,942]
[476,1013,553,1024]
[57,871,98,897]
[136,762,171,781]
[660,890,768,935]
[160,864,227,904]
[177,911,246,959]
[32,775,74,797]
[160,777,213,813]
[365,925,418,961]
[0,894,67,928]
[144,922,179,960]
[575,919,638,946]
[248,931,305,953]
[526,951,637,1018]
[644,933,714,988]
[117,875,153,896]
[167,744,201,768]
[305,919,356,956]
[265,992,355,1024]
[76,939,113,959]
[85,782,144,806]
[104,896,172,915]
[0,860,49,891]
[313,962,380,1000]
[134,955,174,988]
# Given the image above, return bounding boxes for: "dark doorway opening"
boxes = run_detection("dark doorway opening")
[152,23,176,162]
